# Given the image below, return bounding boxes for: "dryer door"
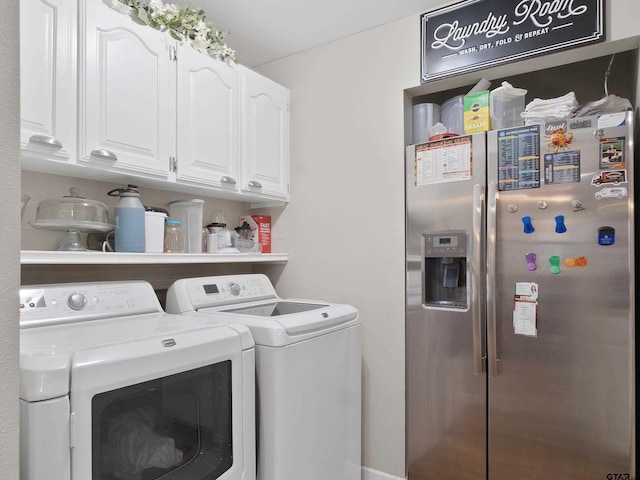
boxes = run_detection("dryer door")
[69,325,254,480]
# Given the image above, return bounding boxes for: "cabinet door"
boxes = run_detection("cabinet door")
[240,67,290,200]
[176,44,240,190]
[79,0,175,178]
[20,0,76,162]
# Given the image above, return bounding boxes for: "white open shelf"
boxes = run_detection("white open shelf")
[21,250,288,265]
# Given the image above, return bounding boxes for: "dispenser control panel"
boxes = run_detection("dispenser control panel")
[424,232,467,257]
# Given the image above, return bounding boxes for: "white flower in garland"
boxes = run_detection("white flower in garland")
[110,0,236,63]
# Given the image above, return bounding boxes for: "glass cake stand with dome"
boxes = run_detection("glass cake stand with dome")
[29,187,114,251]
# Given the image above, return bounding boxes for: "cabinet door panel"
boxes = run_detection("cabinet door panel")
[241,67,290,200]
[176,45,239,189]
[20,0,76,160]
[80,0,174,178]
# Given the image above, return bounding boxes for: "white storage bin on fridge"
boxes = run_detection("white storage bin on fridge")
[490,82,527,130]
[168,199,204,253]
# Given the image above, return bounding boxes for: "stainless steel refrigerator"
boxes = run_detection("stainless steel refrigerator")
[406,111,635,479]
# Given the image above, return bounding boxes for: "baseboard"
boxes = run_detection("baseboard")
[362,466,406,480]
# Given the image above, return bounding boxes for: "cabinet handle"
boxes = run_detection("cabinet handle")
[247,180,262,189]
[29,135,63,149]
[169,45,177,61]
[221,176,237,185]
[90,149,118,162]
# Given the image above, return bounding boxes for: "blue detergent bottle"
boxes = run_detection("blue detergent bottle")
[107,184,146,252]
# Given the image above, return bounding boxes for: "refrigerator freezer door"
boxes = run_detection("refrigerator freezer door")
[406,133,487,479]
[486,113,634,479]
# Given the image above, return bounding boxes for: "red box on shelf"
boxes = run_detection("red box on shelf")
[240,215,271,253]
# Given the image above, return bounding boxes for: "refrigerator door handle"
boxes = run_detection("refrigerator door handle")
[472,184,485,375]
[487,181,499,377]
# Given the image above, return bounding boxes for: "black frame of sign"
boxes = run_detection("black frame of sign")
[421,0,605,83]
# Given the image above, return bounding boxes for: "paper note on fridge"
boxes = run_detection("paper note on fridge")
[415,136,472,185]
[513,301,537,337]
[513,282,538,337]
[514,281,538,300]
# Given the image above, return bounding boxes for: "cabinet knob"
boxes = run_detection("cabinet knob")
[90,149,118,162]
[221,176,237,185]
[247,180,262,189]
[29,135,63,149]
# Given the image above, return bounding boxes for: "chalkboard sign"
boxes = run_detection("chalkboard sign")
[421,0,605,83]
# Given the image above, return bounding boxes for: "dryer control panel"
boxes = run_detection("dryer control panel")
[20,281,162,328]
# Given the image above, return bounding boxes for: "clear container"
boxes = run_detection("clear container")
[168,199,204,253]
[412,103,440,144]
[440,95,464,135]
[164,220,185,253]
[490,82,527,130]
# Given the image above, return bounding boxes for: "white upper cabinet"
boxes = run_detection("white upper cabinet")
[240,66,290,200]
[21,0,290,203]
[78,0,175,179]
[20,0,76,162]
[175,44,240,191]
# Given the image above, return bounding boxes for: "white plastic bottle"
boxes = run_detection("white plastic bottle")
[107,184,146,252]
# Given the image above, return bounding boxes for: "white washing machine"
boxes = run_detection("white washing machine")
[165,274,361,480]
[20,280,256,480]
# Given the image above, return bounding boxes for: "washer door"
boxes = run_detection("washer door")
[69,326,254,480]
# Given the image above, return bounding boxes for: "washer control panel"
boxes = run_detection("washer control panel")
[20,281,162,328]
[178,274,278,309]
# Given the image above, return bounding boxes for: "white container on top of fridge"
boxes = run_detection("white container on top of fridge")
[489,81,527,130]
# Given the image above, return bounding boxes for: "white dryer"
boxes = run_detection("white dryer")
[20,281,256,480]
[166,274,361,480]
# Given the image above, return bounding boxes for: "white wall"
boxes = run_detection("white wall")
[0,0,21,478]
[257,16,419,477]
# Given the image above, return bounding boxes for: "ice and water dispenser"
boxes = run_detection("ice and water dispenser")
[423,231,468,309]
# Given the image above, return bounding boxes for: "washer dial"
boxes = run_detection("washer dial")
[228,282,241,296]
